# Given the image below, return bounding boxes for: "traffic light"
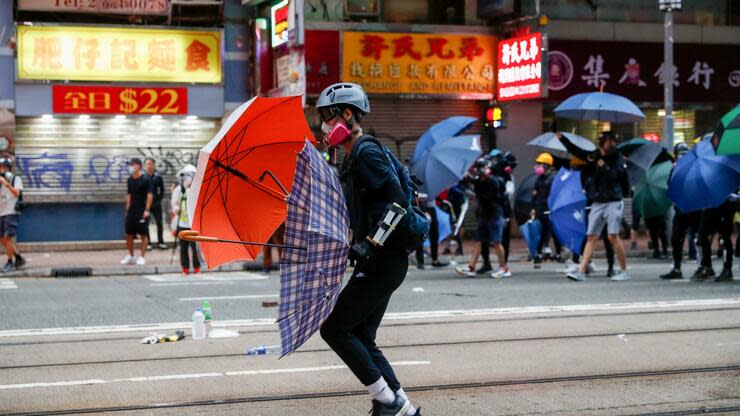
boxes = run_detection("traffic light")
[485,105,504,129]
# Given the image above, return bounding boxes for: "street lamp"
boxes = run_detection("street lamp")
[658,0,681,150]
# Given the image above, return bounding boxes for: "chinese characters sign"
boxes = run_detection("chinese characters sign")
[17,26,221,83]
[547,40,740,102]
[18,0,169,15]
[52,85,187,115]
[342,32,497,98]
[496,32,542,101]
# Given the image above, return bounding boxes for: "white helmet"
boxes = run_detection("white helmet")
[316,83,370,122]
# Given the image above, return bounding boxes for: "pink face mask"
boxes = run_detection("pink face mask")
[504,166,513,175]
[323,121,352,147]
[534,165,545,176]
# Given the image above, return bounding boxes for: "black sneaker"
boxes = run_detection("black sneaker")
[455,248,463,256]
[1,261,15,273]
[432,260,449,268]
[606,267,615,278]
[691,267,715,281]
[371,395,410,416]
[14,255,26,269]
[476,264,493,274]
[716,268,733,282]
[417,264,425,270]
[442,248,451,255]
[660,269,683,280]
[650,251,661,259]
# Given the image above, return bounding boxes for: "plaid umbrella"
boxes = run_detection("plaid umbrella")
[277,141,350,356]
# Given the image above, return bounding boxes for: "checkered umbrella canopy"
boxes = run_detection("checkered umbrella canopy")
[277,141,350,356]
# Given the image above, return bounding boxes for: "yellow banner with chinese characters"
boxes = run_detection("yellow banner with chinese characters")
[342,32,496,97]
[17,25,221,83]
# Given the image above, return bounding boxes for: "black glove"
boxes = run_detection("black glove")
[349,239,374,263]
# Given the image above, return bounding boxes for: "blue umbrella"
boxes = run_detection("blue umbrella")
[520,219,542,258]
[424,205,452,247]
[667,139,740,213]
[411,135,482,200]
[554,92,645,123]
[548,168,587,255]
[412,116,477,164]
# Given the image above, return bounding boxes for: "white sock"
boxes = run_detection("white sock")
[367,377,395,404]
[397,388,417,415]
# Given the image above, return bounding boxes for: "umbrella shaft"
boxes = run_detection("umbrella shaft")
[216,238,305,250]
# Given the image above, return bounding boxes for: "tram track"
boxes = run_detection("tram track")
[1,325,738,371]
[3,365,739,416]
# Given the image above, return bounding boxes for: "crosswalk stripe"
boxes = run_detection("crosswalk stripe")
[0,278,17,290]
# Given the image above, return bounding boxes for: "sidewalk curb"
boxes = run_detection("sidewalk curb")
[5,261,267,278]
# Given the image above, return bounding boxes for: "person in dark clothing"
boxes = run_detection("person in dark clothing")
[692,198,736,282]
[455,157,511,278]
[442,185,466,256]
[645,215,669,259]
[565,132,630,282]
[531,152,563,264]
[660,208,700,279]
[121,158,153,266]
[144,158,167,250]
[415,194,447,269]
[500,152,517,263]
[316,83,421,416]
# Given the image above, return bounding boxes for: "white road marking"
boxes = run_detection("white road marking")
[0,361,431,391]
[150,281,237,287]
[143,272,268,283]
[0,278,17,290]
[1,298,739,338]
[179,294,279,301]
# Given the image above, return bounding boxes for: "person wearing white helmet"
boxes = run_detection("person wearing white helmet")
[171,164,200,275]
[316,83,422,416]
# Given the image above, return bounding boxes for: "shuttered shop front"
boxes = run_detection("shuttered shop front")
[361,98,485,162]
[14,116,219,242]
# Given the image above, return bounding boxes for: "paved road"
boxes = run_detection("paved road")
[0,257,739,415]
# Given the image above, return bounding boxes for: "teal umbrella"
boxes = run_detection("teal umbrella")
[617,138,651,155]
[633,161,672,219]
[715,106,740,155]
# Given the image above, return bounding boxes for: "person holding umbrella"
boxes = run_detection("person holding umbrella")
[531,152,563,265]
[170,164,200,275]
[316,83,421,416]
[565,132,630,282]
[660,143,701,280]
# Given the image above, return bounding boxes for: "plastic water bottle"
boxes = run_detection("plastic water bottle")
[202,300,212,337]
[246,344,281,355]
[192,307,206,340]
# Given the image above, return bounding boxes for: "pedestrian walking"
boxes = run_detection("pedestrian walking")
[144,158,168,250]
[567,132,630,281]
[455,157,511,278]
[660,142,701,280]
[121,158,153,266]
[0,156,25,272]
[171,164,200,275]
[531,152,563,264]
[315,83,422,416]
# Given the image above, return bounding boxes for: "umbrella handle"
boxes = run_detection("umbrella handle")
[179,230,219,242]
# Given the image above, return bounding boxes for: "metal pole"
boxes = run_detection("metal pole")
[662,9,674,151]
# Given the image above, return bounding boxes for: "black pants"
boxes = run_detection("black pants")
[645,216,668,254]
[178,228,201,269]
[699,202,735,270]
[320,251,408,389]
[537,213,562,255]
[146,204,164,245]
[415,207,440,266]
[671,211,700,270]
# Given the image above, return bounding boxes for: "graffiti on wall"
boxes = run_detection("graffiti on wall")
[16,152,75,192]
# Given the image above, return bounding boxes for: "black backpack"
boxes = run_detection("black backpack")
[349,136,430,252]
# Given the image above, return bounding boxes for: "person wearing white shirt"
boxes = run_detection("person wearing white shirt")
[0,156,25,273]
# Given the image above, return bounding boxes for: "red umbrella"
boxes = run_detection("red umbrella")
[187,96,315,268]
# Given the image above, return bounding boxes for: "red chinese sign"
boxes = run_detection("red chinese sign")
[305,30,340,94]
[496,32,543,101]
[52,85,188,115]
